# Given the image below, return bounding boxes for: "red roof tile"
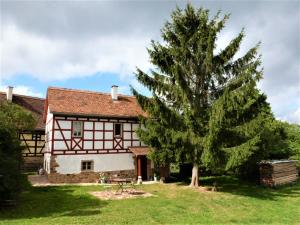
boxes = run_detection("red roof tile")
[0,92,45,130]
[46,87,146,118]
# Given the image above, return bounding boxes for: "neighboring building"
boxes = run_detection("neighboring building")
[0,87,46,171]
[43,86,155,183]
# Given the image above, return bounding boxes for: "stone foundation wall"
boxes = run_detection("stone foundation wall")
[47,169,135,183]
[47,154,136,183]
[21,156,43,172]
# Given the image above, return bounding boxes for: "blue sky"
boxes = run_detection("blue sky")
[3,72,136,96]
[0,1,299,123]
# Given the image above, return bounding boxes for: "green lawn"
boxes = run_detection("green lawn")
[0,176,299,225]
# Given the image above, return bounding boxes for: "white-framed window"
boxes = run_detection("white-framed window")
[73,121,83,137]
[114,123,122,137]
[81,160,94,172]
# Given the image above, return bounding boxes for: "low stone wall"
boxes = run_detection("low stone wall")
[22,156,43,172]
[47,169,135,183]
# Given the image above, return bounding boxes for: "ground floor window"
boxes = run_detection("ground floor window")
[81,160,94,172]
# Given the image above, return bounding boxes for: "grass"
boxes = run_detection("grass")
[0,176,299,225]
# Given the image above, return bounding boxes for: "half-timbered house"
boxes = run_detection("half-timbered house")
[0,87,45,171]
[44,86,155,183]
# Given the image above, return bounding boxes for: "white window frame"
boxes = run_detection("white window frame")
[73,121,83,138]
[114,123,122,137]
[81,160,94,172]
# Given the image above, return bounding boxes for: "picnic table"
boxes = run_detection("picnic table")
[109,178,135,193]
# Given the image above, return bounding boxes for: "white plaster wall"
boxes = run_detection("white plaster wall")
[132,123,139,131]
[94,131,103,139]
[64,131,71,139]
[132,141,140,146]
[123,123,131,131]
[44,152,51,173]
[124,141,131,148]
[54,130,71,140]
[95,141,103,149]
[46,107,53,124]
[55,120,71,129]
[45,109,53,153]
[55,153,135,174]
[104,141,113,149]
[84,122,93,130]
[123,132,131,139]
[54,140,70,150]
[54,130,62,139]
[84,131,93,139]
[105,122,113,130]
[106,131,113,139]
[95,122,103,130]
[84,141,93,149]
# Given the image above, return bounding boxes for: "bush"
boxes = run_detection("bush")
[0,102,36,203]
[0,126,23,202]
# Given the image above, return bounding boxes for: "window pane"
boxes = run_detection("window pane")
[82,161,93,171]
[73,121,83,137]
[114,123,121,136]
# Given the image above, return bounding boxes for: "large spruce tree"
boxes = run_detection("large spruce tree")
[132,4,276,186]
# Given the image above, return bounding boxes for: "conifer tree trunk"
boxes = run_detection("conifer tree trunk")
[190,163,199,187]
[190,149,199,187]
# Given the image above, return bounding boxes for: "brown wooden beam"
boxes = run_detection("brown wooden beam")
[138,156,142,177]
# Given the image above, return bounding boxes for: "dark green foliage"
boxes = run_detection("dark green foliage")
[132,4,280,179]
[0,126,23,201]
[274,121,300,163]
[0,102,36,202]
[0,102,36,131]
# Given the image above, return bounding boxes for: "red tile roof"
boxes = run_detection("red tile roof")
[129,147,150,156]
[46,87,146,118]
[0,92,45,130]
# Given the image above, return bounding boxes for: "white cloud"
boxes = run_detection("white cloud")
[0,1,299,125]
[278,106,300,124]
[0,84,43,98]
[0,23,151,82]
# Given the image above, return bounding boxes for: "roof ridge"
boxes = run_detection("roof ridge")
[0,91,45,100]
[47,86,136,98]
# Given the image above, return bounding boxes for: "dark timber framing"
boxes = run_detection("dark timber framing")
[19,130,45,157]
[50,115,143,155]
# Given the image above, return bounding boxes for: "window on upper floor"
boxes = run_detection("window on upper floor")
[73,121,83,137]
[114,123,122,137]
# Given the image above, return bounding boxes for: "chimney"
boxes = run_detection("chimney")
[111,85,118,101]
[6,86,13,102]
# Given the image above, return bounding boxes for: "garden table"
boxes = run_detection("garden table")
[109,178,135,193]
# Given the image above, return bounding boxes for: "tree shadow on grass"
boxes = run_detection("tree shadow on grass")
[172,175,300,200]
[0,181,108,220]
[202,175,300,200]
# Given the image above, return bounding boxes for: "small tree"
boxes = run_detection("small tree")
[275,121,300,161]
[0,102,35,202]
[132,4,277,186]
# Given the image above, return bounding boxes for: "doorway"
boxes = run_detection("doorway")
[140,156,148,180]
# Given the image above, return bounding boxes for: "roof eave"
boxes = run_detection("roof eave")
[51,111,142,119]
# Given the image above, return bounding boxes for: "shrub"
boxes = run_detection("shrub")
[0,125,23,201]
[0,102,36,203]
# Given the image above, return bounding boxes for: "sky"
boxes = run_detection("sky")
[0,0,299,124]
